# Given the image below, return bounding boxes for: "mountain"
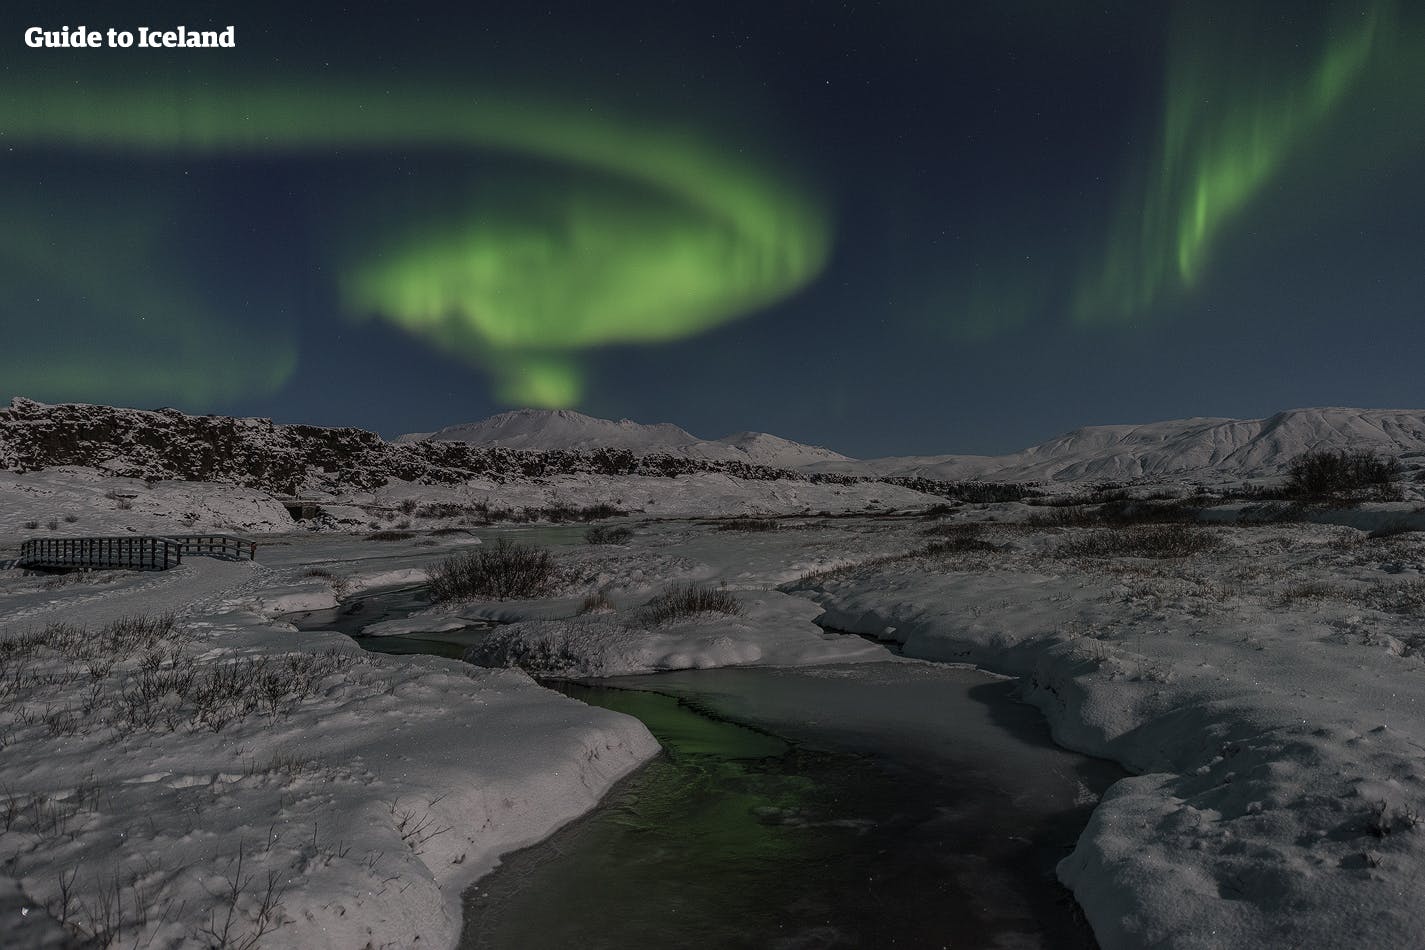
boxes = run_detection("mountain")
[400,409,853,469]
[399,409,703,453]
[810,408,1425,483]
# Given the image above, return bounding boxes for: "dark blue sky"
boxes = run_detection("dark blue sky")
[3,1,1423,457]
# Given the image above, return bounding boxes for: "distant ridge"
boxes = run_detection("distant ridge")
[9,398,1425,486]
[399,408,854,469]
[808,408,1425,483]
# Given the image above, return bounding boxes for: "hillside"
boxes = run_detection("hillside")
[0,398,868,496]
[814,408,1425,483]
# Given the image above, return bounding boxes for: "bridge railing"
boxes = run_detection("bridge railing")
[17,536,183,571]
[161,535,257,561]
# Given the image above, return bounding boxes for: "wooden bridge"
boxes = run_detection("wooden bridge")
[16,534,257,572]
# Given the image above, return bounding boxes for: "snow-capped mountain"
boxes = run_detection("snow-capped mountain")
[403,406,1425,483]
[400,409,853,469]
[398,409,704,453]
[812,408,1425,483]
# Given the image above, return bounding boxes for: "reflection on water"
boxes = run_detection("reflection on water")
[463,666,1119,950]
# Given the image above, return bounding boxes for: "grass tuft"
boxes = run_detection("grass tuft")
[640,583,741,624]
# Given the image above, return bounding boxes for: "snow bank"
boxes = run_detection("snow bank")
[469,589,890,677]
[788,521,1425,948]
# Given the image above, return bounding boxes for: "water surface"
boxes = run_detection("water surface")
[462,663,1121,950]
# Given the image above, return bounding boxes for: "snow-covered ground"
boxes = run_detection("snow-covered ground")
[7,475,1425,948]
[0,465,939,541]
[0,468,297,537]
[0,537,659,949]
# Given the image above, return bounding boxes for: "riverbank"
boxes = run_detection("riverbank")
[0,550,658,949]
[784,520,1425,948]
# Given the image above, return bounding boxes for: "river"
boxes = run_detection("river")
[291,585,1122,949]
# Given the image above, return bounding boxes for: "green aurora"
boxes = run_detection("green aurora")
[0,80,828,406]
[0,180,297,404]
[1075,1,1416,325]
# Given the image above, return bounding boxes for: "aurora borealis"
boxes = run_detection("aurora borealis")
[4,0,1424,455]
[1075,1,1416,323]
[0,78,827,407]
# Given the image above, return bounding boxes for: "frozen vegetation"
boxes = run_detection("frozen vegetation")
[4,400,1425,947]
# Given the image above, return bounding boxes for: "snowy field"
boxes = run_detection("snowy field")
[0,533,660,949]
[4,464,1425,947]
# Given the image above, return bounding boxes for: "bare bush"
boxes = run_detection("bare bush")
[585,525,633,545]
[2,615,361,736]
[641,583,741,624]
[716,518,779,532]
[941,481,1037,503]
[197,841,289,949]
[1286,450,1401,499]
[387,797,452,855]
[427,539,557,602]
[426,526,474,537]
[567,502,626,521]
[1028,498,1199,528]
[919,523,998,556]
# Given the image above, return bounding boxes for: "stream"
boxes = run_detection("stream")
[291,585,1124,949]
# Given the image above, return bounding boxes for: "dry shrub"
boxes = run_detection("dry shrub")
[1055,524,1218,559]
[585,525,633,545]
[641,583,741,624]
[716,518,779,532]
[427,539,557,602]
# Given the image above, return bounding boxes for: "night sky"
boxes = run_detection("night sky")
[4,1,1424,457]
